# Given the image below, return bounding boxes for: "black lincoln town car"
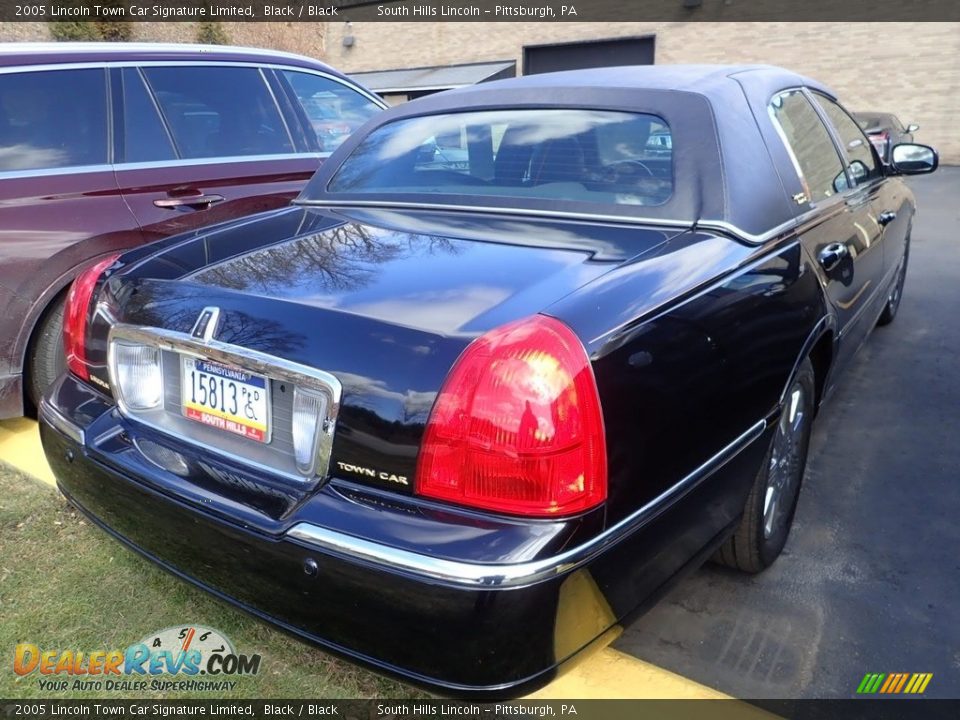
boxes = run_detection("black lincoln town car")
[40,65,937,695]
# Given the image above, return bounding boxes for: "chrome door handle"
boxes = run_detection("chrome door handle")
[818,242,849,273]
[153,194,225,209]
[878,210,897,226]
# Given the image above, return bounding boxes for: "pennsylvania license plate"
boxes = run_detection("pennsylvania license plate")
[181,356,270,443]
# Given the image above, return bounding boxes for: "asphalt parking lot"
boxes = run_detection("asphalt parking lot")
[615,168,960,698]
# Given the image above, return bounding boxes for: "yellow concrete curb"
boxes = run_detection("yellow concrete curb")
[0,418,56,487]
[529,645,729,700]
[530,643,779,715]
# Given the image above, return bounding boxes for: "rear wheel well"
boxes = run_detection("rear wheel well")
[807,330,833,413]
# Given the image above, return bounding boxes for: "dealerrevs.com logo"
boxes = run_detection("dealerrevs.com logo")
[13,626,262,693]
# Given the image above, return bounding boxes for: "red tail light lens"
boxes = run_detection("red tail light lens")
[64,254,119,381]
[416,315,607,516]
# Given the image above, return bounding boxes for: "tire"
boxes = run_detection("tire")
[877,240,909,326]
[714,358,815,573]
[27,292,67,410]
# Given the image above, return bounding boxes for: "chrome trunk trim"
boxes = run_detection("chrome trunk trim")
[107,324,342,484]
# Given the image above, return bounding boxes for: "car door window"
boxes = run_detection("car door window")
[0,68,107,171]
[769,90,846,203]
[811,93,880,185]
[279,70,381,153]
[142,66,294,159]
[121,68,176,163]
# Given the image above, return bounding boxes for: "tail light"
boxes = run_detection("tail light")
[870,131,889,149]
[64,254,120,382]
[416,314,607,517]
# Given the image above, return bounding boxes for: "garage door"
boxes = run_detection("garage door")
[523,37,655,75]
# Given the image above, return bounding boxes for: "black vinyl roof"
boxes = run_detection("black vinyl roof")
[440,63,833,96]
[304,65,840,240]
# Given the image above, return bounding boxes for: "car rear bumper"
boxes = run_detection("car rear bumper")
[37,375,617,696]
[39,372,769,696]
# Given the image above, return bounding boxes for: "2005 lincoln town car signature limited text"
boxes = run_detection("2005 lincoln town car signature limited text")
[39,65,937,695]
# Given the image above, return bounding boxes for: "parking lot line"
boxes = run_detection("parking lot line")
[0,418,774,707]
[0,418,56,487]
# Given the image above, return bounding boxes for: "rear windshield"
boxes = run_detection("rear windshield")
[323,109,673,208]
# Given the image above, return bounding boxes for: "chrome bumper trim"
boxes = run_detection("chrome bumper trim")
[287,419,767,589]
[39,398,85,446]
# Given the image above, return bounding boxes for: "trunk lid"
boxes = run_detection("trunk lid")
[91,206,676,510]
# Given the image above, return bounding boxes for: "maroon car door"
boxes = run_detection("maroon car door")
[0,66,140,411]
[113,65,319,243]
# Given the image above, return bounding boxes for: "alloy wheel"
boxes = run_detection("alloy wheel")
[763,384,808,539]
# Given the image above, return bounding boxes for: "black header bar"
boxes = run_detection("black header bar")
[3,0,959,23]
[2,699,960,719]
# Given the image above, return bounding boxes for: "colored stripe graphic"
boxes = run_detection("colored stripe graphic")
[857,672,932,694]
[894,673,910,693]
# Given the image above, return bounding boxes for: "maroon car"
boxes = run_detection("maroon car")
[0,42,385,418]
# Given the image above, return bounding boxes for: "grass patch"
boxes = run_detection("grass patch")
[0,463,421,699]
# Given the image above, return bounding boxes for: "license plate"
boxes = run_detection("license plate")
[181,356,270,443]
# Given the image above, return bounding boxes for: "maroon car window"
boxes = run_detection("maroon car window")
[0,68,107,171]
[327,108,674,207]
[769,90,845,203]
[121,68,176,163]
[142,66,294,159]
[280,70,381,154]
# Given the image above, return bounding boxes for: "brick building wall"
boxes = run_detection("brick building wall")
[328,22,960,163]
[0,21,326,56]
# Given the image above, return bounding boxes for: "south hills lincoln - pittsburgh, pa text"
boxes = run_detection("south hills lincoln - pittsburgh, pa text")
[377,5,578,17]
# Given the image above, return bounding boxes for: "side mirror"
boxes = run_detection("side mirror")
[889,143,938,175]
[906,123,920,133]
[849,160,869,183]
[833,169,849,194]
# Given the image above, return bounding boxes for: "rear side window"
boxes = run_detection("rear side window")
[811,93,880,184]
[0,68,107,172]
[142,66,294,159]
[280,70,381,154]
[327,108,674,208]
[121,68,176,163]
[769,90,845,203]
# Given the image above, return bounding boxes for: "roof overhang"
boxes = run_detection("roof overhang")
[349,60,516,94]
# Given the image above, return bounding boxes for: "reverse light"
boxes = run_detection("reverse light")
[416,315,607,517]
[64,254,120,381]
[292,387,327,475]
[112,343,163,410]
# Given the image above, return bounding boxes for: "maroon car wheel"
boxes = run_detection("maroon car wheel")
[26,293,67,409]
